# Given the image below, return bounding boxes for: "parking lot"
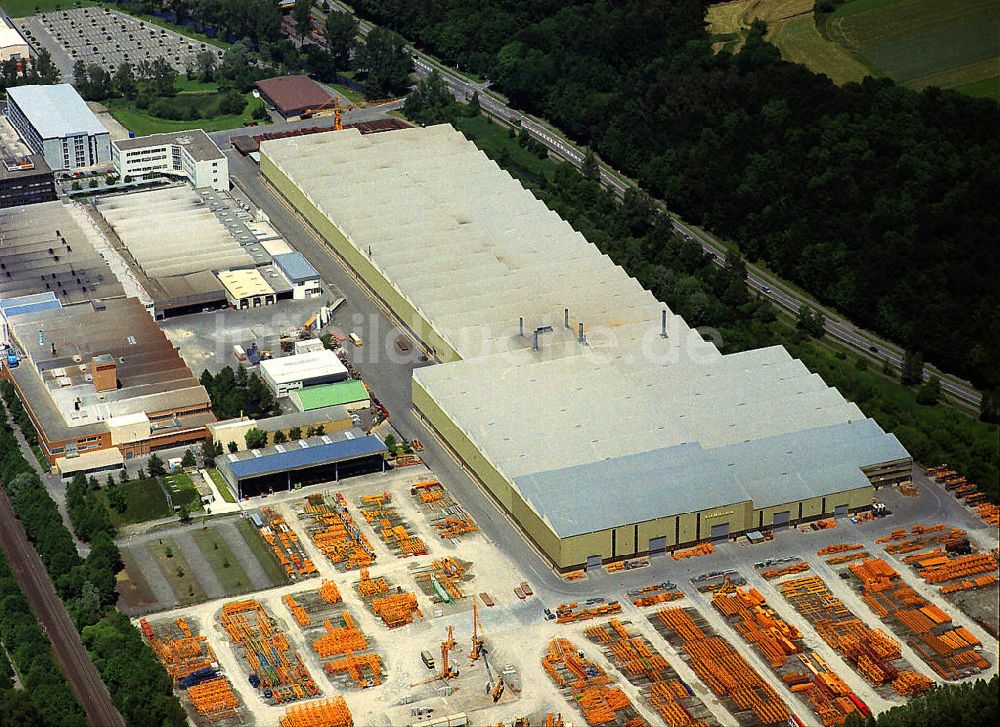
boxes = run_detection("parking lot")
[18,6,223,77]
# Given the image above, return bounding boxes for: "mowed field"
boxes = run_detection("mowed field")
[707,0,1000,98]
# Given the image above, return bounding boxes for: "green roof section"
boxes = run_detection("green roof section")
[292,380,370,410]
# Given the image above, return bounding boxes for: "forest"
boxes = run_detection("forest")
[351,0,1000,399]
[846,675,997,726]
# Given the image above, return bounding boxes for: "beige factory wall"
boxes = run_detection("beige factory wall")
[698,500,754,538]
[260,153,461,363]
[753,485,874,528]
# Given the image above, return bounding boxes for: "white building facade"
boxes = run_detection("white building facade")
[111,130,228,190]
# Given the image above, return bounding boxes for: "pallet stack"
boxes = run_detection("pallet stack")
[542,638,644,726]
[298,493,376,571]
[650,607,789,725]
[848,558,990,681]
[279,697,353,727]
[358,492,428,557]
[584,619,711,726]
[410,481,479,538]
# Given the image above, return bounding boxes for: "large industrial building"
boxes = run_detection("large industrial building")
[259,349,349,397]
[5,84,111,170]
[111,130,229,191]
[260,124,912,571]
[95,187,256,317]
[0,297,214,468]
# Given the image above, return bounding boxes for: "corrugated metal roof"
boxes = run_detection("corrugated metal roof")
[291,380,369,410]
[273,252,319,284]
[226,432,385,479]
[7,84,107,138]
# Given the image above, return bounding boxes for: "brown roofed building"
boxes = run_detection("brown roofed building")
[255,75,334,120]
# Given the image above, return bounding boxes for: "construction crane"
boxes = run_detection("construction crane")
[411,625,459,687]
[481,650,504,703]
[303,96,400,131]
[470,597,485,661]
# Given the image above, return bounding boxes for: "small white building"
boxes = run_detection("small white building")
[0,16,29,62]
[273,252,322,299]
[217,268,276,309]
[111,129,228,190]
[259,349,348,396]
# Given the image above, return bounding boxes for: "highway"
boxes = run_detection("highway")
[316,1,981,410]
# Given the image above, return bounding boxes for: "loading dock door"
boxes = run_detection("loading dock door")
[834,504,849,518]
[772,511,791,528]
[710,523,729,540]
[648,536,666,556]
[585,554,602,571]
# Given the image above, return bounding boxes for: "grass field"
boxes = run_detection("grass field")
[101,477,170,526]
[235,518,289,587]
[191,527,252,595]
[706,0,1000,98]
[163,470,203,513]
[207,468,236,503]
[149,538,204,606]
[2,0,96,17]
[106,91,257,136]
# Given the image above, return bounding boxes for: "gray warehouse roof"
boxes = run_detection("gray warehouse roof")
[273,252,319,284]
[7,84,107,139]
[261,125,910,538]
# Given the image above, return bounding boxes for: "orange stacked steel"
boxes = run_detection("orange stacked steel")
[371,592,422,628]
[410,481,480,539]
[319,579,342,604]
[630,582,684,608]
[414,558,467,602]
[312,611,367,657]
[777,576,930,696]
[847,558,990,681]
[818,544,863,556]
[555,601,623,624]
[283,594,311,627]
[323,653,382,687]
[358,492,428,556]
[583,618,711,726]
[919,553,996,584]
[826,551,870,566]
[759,562,810,580]
[258,508,317,577]
[219,599,319,704]
[298,493,376,570]
[279,696,353,727]
[650,607,789,725]
[542,637,644,725]
[974,502,999,527]
[711,588,859,726]
[672,543,714,560]
[139,617,216,683]
[188,678,240,722]
[356,569,389,597]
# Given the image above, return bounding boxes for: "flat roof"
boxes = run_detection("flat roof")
[259,350,347,385]
[0,292,61,319]
[254,75,332,116]
[55,448,124,475]
[113,129,225,161]
[7,84,107,139]
[256,405,351,432]
[261,125,910,534]
[219,428,385,480]
[291,380,370,410]
[0,201,126,305]
[217,268,274,299]
[6,297,211,441]
[0,17,28,50]
[273,252,319,284]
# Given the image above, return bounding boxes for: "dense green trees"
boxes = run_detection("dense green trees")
[356,27,412,99]
[200,366,278,420]
[0,553,84,727]
[66,473,116,543]
[350,0,1000,396]
[0,48,60,94]
[846,675,997,727]
[325,11,359,70]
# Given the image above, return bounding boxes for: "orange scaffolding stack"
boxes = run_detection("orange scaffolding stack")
[323,653,382,688]
[356,569,389,597]
[188,678,239,723]
[542,637,645,726]
[711,587,859,726]
[410,481,479,539]
[298,493,376,571]
[555,600,623,623]
[279,696,353,727]
[283,594,311,627]
[848,558,990,681]
[584,618,711,726]
[760,562,810,580]
[140,617,216,683]
[650,607,788,725]
[371,592,422,628]
[414,557,468,603]
[258,508,317,577]
[630,581,684,608]
[358,492,428,556]
[818,544,863,556]
[219,599,319,704]
[777,576,930,696]
[672,543,714,560]
[312,611,367,657]
[320,579,342,604]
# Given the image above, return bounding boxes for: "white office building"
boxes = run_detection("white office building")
[111,129,228,190]
[259,349,349,397]
[5,84,111,170]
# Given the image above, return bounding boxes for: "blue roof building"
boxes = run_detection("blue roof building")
[273,252,322,298]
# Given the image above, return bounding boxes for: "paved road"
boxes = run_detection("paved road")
[318,0,981,410]
[0,489,125,727]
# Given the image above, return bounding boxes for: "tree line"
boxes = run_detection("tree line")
[845,675,997,727]
[0,48,60,95]
[0,552,85,727]
[200,365,279,420]
[403,79,998,501]
[0,407,185,725]
[350,0,1000,403]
